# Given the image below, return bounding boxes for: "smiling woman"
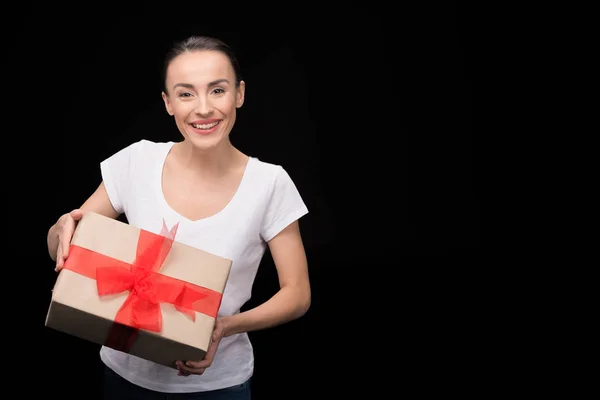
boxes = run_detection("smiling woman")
[46,35,311,400]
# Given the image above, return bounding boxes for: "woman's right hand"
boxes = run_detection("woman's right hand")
[54,209,84,272]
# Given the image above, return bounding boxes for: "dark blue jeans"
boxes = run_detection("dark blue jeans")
[103,366,251,399]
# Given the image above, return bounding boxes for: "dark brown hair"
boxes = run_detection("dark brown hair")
[162,35,243,93]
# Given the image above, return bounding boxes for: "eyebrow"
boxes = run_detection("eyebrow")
[172,79,230,91]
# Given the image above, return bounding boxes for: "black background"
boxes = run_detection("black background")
[7,3,479,398]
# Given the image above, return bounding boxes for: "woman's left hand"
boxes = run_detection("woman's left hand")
[176,318,227,376]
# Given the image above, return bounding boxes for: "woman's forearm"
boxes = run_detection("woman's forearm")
[221,284,311,337]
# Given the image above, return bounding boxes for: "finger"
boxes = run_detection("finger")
[187,354,213,369]
[56,234,72,273]
[58,239,71,265]
[61,220,76,259]
[61,236,71,259]
[55,254,63,272]
[176,361,204,376]
[185,360,205,369]
[181,367,205,375]
[62,210,83,255]
[191,336,220,369]
[55,241,65,270]
[69,209,83,221]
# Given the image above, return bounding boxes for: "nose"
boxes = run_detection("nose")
[193,97,214,116]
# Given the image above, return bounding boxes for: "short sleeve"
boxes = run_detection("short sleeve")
[260,166,309,242]
[99,141,141,215]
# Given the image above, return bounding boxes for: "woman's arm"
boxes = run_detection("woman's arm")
[220,220,311,337]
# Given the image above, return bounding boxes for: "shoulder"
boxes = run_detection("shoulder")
[246,157,303,200]
[132,139,173,153]
[102,139,173,171]
[115,139,173,159]
[249,157,284,177]
[248,158,293,188]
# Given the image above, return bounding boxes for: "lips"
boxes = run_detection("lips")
[189,120,220,135]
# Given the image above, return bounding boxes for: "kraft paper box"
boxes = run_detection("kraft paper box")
[45,211,231,369]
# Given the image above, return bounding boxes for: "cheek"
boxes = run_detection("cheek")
[171,103,193,117]
[225,98,239,112]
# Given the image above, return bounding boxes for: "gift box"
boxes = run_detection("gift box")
[45,211,231,369]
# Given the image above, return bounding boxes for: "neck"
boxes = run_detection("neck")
[173,138,245,178]
[173,140,247,177]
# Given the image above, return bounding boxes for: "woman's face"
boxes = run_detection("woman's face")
[162,50,245,150]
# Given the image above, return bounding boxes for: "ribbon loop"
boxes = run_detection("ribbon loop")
[96,267,135,295]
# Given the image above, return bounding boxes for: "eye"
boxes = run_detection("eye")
[178,92,193,98]
[212,88,225,95]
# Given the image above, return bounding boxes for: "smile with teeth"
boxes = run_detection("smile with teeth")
[191,121,219,129]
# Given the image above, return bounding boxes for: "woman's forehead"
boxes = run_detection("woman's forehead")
[167,50,234,81]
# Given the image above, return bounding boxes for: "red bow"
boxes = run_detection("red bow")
[64,220,222,333]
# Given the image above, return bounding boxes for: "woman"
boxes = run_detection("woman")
[47,35,311,399]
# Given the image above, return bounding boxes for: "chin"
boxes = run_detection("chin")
[186,134,223,150]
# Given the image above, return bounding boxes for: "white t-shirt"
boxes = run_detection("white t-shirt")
[97,139,308,393]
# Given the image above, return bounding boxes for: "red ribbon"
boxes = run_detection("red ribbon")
[62,220,223,334]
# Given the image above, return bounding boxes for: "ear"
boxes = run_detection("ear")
[161,91,174,116]
[235,81,246,108]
